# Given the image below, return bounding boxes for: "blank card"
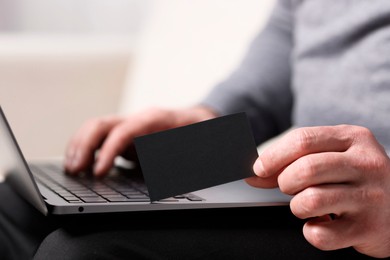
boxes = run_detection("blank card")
[134,112,258,202]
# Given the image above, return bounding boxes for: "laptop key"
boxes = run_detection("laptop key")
[79,196,107,203]
[186,194,204,201]
[31,163,205,205]
[124,198,150,202]
[67,200,84,203]
[73,191,98,196]
[126,194,149,199]
[106,197,144,202]
[62,195,79,200]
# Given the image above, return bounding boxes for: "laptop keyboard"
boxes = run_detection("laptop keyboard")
[30,163,204,203]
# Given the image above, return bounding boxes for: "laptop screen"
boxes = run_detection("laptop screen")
[0,106,48,215]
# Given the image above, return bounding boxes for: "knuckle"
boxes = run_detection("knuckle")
[293,128,318,153]
[108,128,129,151]
[367,189,386,204]
[350,146,389,178]
[278,157,316,195]
[370,155,389,174]
[348,125,375,144]
[341,125,390,177]
[297,156,317,182]
[84,117,112,133]
[353,125,373,138]
[354,187,386,205]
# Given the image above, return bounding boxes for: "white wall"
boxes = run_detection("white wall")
[0,0,150,159]
[0,0,276,159]
[0,35,132,159]
[119,0,276,113]
[0,0,152,35]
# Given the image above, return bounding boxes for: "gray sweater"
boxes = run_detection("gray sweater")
[201,0,390,152]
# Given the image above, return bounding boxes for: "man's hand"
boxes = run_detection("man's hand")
[246,125,390,258]
[64,106,217,176]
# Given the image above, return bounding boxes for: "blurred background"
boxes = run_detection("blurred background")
[0,0,275,159]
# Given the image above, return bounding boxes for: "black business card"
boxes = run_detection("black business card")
[134,112,258,202]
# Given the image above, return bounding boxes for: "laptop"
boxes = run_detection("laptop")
[0,106,291,216]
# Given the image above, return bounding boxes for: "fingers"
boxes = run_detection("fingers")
[91,106,218,176]
[290,185,361,251]
[278,152,359,195]
[290,183,390,256]
[253,125,354,178]
[249,152,358,191]
[64,106,217,177]
[64,116,123,174]
[289,184,356,219]
[245,175,279,188]
[303,214,388,258]
[64,109,171,176]
[92,119,151,176]
[248,125,390,257]
[302,215,357,252]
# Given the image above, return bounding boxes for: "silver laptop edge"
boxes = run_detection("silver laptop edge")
[0,106,48,215]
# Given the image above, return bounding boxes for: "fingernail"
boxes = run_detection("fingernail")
[253,158,265,177]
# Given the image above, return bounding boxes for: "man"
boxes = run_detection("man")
[1,0,390,258]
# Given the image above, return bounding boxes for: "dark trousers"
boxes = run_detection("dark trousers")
[0,182,374,260]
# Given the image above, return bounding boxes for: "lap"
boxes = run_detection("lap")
[0,182,374,260]
[0,182,57,260]
[35,208,370,260]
